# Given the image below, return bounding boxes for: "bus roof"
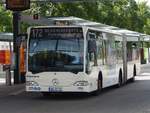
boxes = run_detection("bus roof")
[24,16,149,39]
[48,16,149,38]
[0,33,13,42]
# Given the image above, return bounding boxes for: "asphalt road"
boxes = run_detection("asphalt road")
[0,65,150,113]
[0,77,150,113]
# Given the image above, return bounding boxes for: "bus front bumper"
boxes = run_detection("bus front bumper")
[26,80,97,93]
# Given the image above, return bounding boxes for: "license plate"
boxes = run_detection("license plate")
[49,87,62,92]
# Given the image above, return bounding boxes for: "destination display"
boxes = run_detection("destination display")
[30,27,83,38]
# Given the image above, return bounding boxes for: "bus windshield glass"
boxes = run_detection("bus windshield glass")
[28,27,84,74]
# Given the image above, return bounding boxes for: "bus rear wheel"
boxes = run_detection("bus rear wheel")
[117,70,122,87]
[130,65,136,82]
[133,65,137,76]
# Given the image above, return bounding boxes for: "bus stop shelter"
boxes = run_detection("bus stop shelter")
[0,33,13,42]
[0,33,13,85]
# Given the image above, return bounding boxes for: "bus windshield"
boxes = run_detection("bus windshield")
[28,28,84,74]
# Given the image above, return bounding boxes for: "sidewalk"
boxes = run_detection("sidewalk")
[0,78,5,84]
[140,63,150,74]
[0,78,14,85]
[0,83,25,97]
[0,70,25,97]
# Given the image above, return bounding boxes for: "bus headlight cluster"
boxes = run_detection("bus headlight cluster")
[26,81,39,86]
[73,81,89,86]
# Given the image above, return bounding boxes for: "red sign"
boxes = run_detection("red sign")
[0,50,11,65]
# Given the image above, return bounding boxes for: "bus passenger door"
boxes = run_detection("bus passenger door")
[87,32,108,88]
[87,32,99,78]
[102,33,118,87]
[107,36,117,85]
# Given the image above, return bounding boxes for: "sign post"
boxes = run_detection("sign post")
[3,65,11,86]
[6,0,30,84]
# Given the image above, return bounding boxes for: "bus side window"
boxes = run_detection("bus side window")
[132,43,139,60]
[97,34,107,65]
[115,41,123,64]
[88,33,98,66]
[127,42,134,61]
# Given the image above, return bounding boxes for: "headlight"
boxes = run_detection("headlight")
[73,81,89,86]
[26,81,39,86]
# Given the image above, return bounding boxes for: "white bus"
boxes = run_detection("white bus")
[25,25,141,95]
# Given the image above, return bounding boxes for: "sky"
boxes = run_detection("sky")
[135,0,150,6]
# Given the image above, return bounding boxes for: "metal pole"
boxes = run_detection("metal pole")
[5,42,12,86]
[6,67,11,86]
[13,11,20,84]
[149,38,150,63]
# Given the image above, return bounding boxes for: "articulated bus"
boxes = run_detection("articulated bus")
[26,25,140,95]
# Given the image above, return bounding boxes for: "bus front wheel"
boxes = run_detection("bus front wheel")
[95,72,103,95]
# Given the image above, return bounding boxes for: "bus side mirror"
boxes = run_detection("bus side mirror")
[88,40,97,53]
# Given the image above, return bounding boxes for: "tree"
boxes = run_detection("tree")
[0,4,12,32]
[137,1,150,34]
[22,0,150,34]
[0,0,150,34]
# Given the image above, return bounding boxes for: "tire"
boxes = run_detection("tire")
[97,77,102,92]
[117,69,122,87]
[94,72,103,95]
[130,65,136,82]
[130,76,135,83]
[133,65,136,76]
